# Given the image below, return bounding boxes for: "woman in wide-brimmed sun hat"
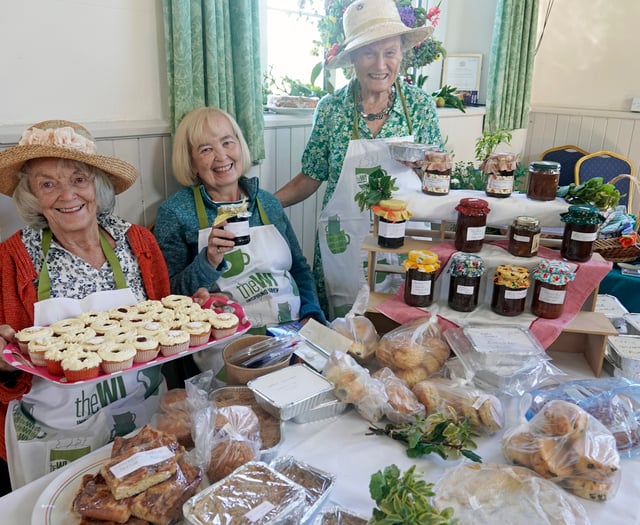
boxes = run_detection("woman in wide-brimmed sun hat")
[0,120,207,492]
[275,0,444,319]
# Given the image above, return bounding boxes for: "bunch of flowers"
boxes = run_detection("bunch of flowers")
[314,0,445,77]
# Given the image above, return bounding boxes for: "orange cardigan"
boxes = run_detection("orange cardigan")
[0,224,171,460]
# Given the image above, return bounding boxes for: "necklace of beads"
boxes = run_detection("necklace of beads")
[356,84,396,121]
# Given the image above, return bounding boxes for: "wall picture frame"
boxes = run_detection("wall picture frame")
[442,53,482,91]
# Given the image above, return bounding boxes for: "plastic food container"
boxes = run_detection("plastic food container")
[209,385,284,461]
[292,396,349,424]
[607,335,640,380]
[388,142,436,162]
[183,461,307,525]
[313,506,369,525]
[270,456,335,523]
[624,313,640,335]
[247,364,334,420]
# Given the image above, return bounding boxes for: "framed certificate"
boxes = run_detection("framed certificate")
[442,53,482,91]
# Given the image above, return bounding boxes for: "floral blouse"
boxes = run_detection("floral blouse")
[301,79,445,208]
[22,214,146,301]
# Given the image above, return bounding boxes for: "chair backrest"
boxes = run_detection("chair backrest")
[540,145,589,187]
[574,150,635,211]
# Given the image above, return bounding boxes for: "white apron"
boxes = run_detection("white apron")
[6,229,164,489]
[195,192,301,328]
[318,84,418,318]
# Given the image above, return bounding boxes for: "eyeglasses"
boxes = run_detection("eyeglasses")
[32,173,94,196]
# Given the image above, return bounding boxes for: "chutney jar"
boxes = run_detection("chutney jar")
[422,150,452,195]
[560,205,605,262]
[454,198,491,253]
[225,211,252,245]
[491,265,531,316]
[530,259,576,319]
[373,199,412,249]
[526,161,560,201]
[447,253,486,312]
[508,216,541,257]
[402,250,440,307]
[482,152,518,198]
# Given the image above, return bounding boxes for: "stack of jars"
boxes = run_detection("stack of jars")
[402,250,440,307]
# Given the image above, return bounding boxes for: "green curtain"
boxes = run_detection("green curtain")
[162,0,265,161]
[485,0,539,132]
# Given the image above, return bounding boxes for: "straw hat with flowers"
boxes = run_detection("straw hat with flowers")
[0,120,138,196]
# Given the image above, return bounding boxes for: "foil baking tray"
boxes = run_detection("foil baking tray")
[292,396,349,424]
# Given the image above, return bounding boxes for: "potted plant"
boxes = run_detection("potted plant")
[354,167,411,248]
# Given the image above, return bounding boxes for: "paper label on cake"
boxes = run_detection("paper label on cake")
[109,446,174,479]
[298,318,352,354]
[245,500,276,522]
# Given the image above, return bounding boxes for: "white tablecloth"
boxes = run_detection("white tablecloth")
[3,352,640,524]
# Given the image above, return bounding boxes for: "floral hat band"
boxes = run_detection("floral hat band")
[327,0,434,69]
[0,119,138,196]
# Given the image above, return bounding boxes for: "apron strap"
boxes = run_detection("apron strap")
[192,185,209,229]
[38,228,127,301]
[351,79,413,139]
[256,197,271,225]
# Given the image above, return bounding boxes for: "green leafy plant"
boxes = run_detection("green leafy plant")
[262,66,328,105]
[369,464,457,525]
[368,410,482,462]
[450,161,484,190]
[474,128,513,163]
[431,85,465,112]
[557,177,622,210]
[354,168,399,212]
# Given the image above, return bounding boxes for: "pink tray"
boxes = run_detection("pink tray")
[3,297,251,387]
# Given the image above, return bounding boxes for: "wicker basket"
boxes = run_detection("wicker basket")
[593,174,640,262]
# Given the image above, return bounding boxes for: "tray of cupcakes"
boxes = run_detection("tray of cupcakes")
[2,294,251,386]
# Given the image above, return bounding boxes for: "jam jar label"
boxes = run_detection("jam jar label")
[410,279,432,295]
[465,226,486,241]
[456,284,475,296]
[538,287,566,305]
[504,289,528,300]
[570,230,598,242]
[378,220,406,239]
[486,174,513,194]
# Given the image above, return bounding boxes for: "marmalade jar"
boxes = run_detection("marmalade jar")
[447,253,485,312]
[508,216,541,257]
[225,212,252,245]
[560,205,605,262]
[482,152,518,198]
[491,265,530,316]
[402,250,440,307]
[422,150,452,195]
[454,198,491,253]
[526,161,560,201]
[530,259,576,319]
[374,199,411,249]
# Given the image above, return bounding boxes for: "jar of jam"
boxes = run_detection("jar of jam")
[374,199,412,249]
[482,152,518,198]
[530,259,576,319]
[560,205,605,262]
[422,150,452,195]
[491,265,530,316]
[225,212,252,245]
[526,161,561,201]
[454,198,491,253]
[402,250,440,307]
[447,253,485,312]
[508,216,541,257]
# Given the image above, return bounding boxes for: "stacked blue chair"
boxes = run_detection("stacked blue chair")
[574,150,635,211]
[540,145,589,187]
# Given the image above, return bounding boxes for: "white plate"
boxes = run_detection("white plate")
[31,446,111,525]
[265,106,315,115]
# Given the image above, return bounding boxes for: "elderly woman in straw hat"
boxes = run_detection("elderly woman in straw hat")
[0,120,207,491]
[275,0,444,319]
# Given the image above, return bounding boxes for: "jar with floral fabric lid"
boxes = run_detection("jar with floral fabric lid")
[454,198,491,253]
[482,152,518,198]
[530,259,576,319]
[422,150,452,195]
[447,253,486,312]
[491,265,531,316]
[526,161,561,201]
[402,250,440,307]
[508,216,541,257]
[372,199,412,248]
[560,205,606,262]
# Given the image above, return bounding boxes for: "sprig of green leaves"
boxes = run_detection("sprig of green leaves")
[354,168,399,212]
[558,177,622,210]
[369,464,457,525]
[368,410,482,462]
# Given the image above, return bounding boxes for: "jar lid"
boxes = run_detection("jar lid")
[455,198,491,216]
[403,250,440,273]
[493,264,531,288]
[372,199,412,221]
[449,253,485,277]
[560,205,605,225]
[515,216,540,228]
[481,152,518,174]
[531,258,576,285]
[529,161,561,171]
[424,150,453,171]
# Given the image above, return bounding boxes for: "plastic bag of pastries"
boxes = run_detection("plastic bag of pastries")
[323,350,388,423]
[412,377,504,434]
[371,367,426,424]
[375,315,450,388]
[502,399,622,501]
[330,285,379,362]
[154,388,194,448]
[525,377,640,457]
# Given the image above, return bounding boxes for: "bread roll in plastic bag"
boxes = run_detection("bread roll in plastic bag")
[330,285,379,361]
[372,367,426,423]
